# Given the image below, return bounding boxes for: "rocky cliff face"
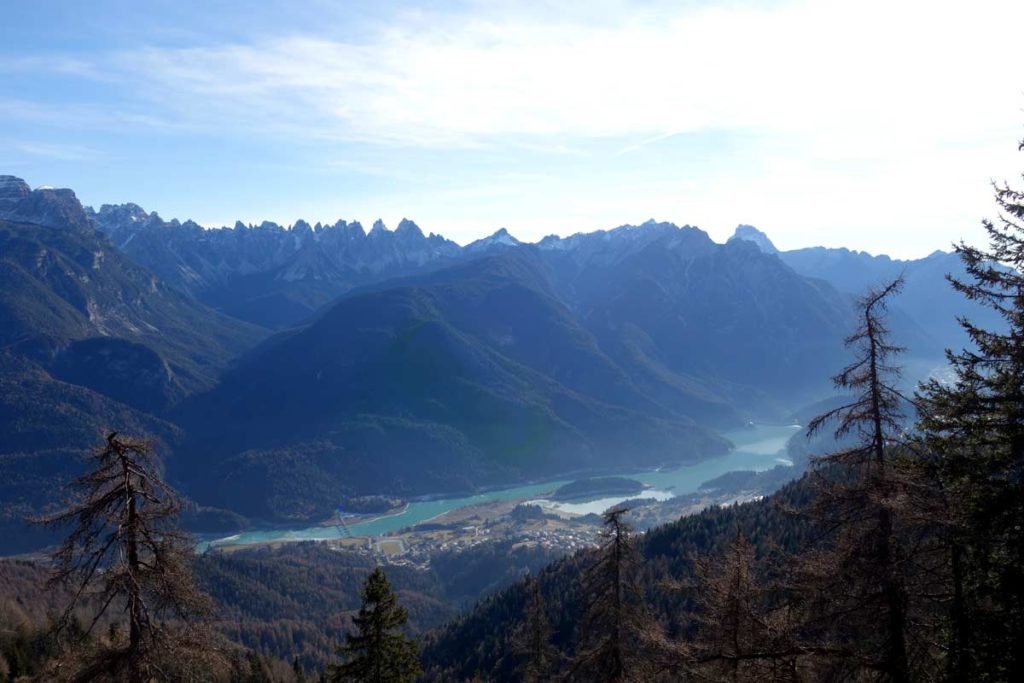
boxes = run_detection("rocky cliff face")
[0,175,31,204]
[728,224,779,254]
[87,204,462,326]
[0,176,92,230]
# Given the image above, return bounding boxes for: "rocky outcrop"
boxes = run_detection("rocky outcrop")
[0,177,91,230]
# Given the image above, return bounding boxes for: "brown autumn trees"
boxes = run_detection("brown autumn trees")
[686,530,800,682]
[569,507,660,683]
[513,575,557,683]
[792,277,918,680]
[41,432,221,683]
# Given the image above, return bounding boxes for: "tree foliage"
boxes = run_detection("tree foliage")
[685,530,800,682]
[917,136,1024,681]
[327,566,421,683]
[568,507,662,682]
[512,576,556,683]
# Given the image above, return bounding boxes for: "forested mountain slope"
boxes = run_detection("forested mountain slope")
[421,475,815,680]
[0,173,975,551]
[0,177,264,551]
[176,251,734,519]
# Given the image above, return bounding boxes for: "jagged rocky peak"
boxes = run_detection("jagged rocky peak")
[233,220,248,231]
[395,218,424,239]
[537,233,566,249]
[369,218,389,237]
[596,218,682,239]
[87,203,161,236]
[465,227,521,253]
[95,202,150,220]
[729,224,778,254]
[0,175,31,204]
[487,227,520,245]
[0,176,90,229]
[292,219,313,233]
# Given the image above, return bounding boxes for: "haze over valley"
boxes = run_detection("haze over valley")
[0,173,994,551]
[4,2,1024,680]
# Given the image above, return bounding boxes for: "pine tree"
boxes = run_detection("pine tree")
[795,278,914,681]
[917,136,1024,680]
[327,566,421,683]
[568,507,659,683]
[40,432,216,682]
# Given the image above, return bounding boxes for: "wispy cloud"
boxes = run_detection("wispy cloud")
[12,141,98,161]
[4,0,1023,257]
[67,0,1018,152]
[10,0,1023,155]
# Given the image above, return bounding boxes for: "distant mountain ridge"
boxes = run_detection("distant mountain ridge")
[87,202,462,327]
[0,173,986,551]
[728,225,1002,355]
[86,194,978,343]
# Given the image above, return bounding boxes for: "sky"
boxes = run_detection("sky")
[2,0,1022,258]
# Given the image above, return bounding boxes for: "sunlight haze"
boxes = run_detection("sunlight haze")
[2,0,1022,257]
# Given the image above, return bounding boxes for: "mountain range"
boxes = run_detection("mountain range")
[0,174,990,550]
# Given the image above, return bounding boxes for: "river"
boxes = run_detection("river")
[201,423,801,551]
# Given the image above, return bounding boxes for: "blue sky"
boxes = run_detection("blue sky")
[2,0,1022,257]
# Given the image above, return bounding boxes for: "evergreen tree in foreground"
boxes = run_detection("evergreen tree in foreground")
[568,507,660,683]
[513,575,556,683]
[41,432,219,682]
[327,566,422,683]
[795,277,917,681]
[918,136,1024,680]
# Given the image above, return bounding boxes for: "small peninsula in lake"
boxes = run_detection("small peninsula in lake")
[551,477,647,501]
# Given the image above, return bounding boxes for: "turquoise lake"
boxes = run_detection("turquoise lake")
[201,423,802,550]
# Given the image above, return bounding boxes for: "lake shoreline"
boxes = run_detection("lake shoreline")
[198,424,801,552]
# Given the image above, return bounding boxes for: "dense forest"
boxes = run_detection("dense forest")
[2,139,1023,681]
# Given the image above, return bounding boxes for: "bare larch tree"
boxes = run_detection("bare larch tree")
[568,507,660,683]
[513,575,557,683]
[796,277,914,681]
[687,529,801,682]
[42,432,214,683]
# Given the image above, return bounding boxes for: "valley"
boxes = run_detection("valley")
[1,171,1017,680]
[5,8,1022,678]
[199,423,800,559]
[0,173,970,554]
[2,7,1024,679]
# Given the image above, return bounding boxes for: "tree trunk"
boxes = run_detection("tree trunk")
[124,453,144,683]
[948,539,970,682]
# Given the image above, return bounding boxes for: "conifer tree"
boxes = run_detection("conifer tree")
[918,136,1024,680]
[568,507,658,683]
[292,655,307,682]
[327,566,421,683]
[513,575,556,683]
[688,530,799,682]
[796,277,914,681]
[41,432,216,683]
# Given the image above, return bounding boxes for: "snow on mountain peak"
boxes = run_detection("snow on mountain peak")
[729,225,778,254]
